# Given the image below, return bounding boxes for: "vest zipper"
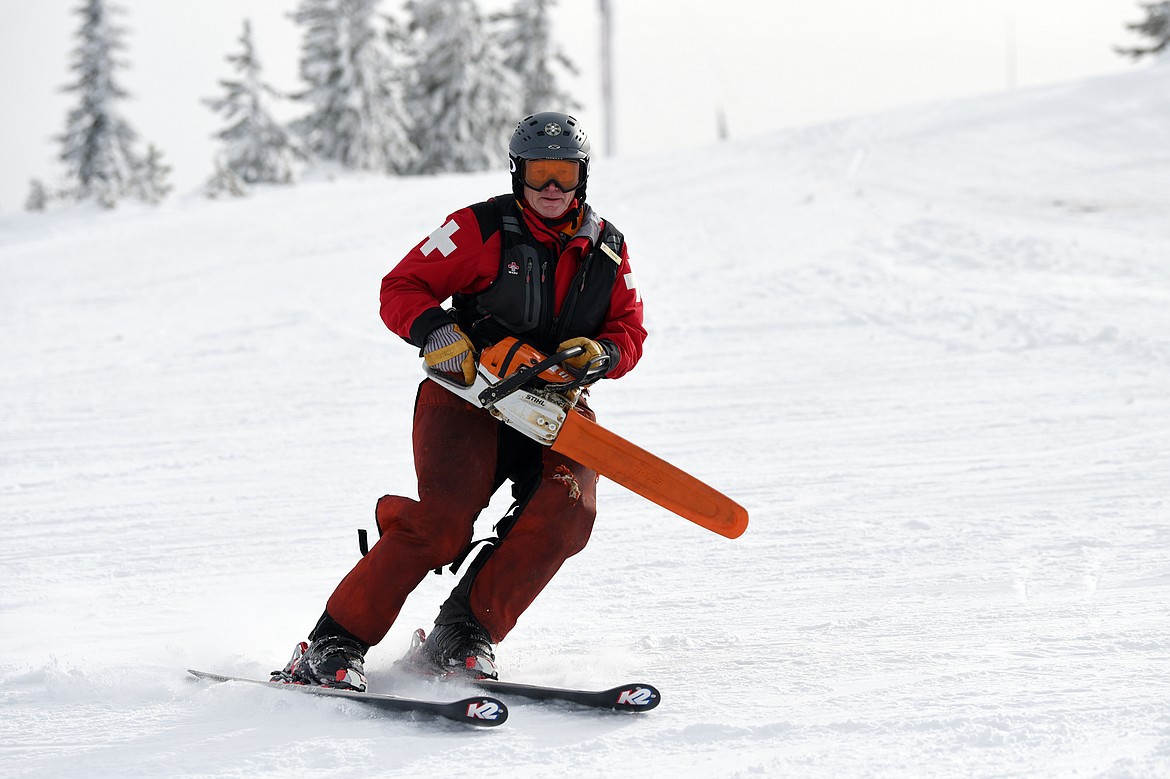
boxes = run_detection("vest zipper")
[524,257,537,325]
[554,256,592,344]
[539,258,554,342]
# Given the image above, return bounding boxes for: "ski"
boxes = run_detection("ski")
[396,629,659,712]
[186,669,508,728]
[469,678,661,712]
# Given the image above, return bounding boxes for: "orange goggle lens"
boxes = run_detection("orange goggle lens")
[523,159,581,191]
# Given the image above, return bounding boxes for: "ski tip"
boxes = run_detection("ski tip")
[454,695,509,726]
[609,683,661,712]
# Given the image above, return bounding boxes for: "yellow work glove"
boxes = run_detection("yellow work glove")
[557,337,610,383]
[424,323,476,386]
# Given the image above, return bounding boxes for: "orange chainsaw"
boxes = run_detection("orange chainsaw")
[425,337,748,540]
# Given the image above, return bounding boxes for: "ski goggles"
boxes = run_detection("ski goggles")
[522,158,583,191]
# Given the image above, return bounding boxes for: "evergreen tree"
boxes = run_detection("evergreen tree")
[26,180,49,212]
[57,0,162,207]
[206,157,249,199]
[383,12,416,122]
[406,0,521,174]
[205,19,302,186]
[494,0,579,115]
[136,144,172,204]
[1117,1,1170,59]
[291,0,416,173]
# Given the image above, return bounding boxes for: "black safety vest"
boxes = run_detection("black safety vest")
[453,194,625,354]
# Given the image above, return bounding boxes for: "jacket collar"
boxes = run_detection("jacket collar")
[518,199,599,251]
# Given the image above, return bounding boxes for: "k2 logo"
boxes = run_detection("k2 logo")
[466,700,503,720]
[616,687,656,707]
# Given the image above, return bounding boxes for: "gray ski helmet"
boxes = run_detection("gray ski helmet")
[509,112,591,201]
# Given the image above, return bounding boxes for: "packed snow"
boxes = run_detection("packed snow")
[2,64,1169,778]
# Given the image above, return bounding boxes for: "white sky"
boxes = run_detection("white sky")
[0,0,1149,213]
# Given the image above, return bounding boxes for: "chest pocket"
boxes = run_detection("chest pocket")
[467,214,549,338]
[555,228,623,341]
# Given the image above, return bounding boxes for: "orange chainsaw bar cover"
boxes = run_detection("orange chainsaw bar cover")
[551,410,749,539]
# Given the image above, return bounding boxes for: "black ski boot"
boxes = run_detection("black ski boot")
[398,623,498,680]
[273,635,368,692]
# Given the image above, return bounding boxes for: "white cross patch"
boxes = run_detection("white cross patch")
[624,271,640,303]
[421,219,459,257]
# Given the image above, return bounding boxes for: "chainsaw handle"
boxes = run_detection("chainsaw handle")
[477,344,585,405]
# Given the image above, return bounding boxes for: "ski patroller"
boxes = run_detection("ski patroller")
[425,337,749,540]
[187,669,508,727]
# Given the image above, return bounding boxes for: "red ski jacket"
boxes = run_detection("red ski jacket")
[380,195,646,379]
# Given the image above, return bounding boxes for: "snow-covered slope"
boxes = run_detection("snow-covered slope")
[2,65,1169,778]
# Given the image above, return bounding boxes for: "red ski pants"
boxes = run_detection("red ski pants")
[325,379,598,646]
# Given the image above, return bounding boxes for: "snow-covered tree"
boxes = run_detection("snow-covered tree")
[205,19,302,187]
[1117,1,1170,59]
[406,0,521,174]
[57,0,163,207]
[135,144,172,204]
[383,12,416,115]
[25,180,49,212]
[494,0,579,115]
[291,0,416,173]
[206,157,249,199]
